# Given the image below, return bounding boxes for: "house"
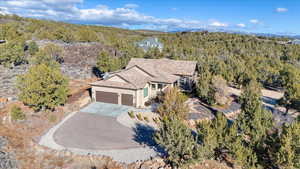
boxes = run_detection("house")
[90,58,197,108]
[288,39,300,45]
[136,37,164,52]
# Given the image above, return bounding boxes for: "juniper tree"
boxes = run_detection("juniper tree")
[96,51,112,73]
[279,64,300,114]
[0,40,25,67]
[197,113,258,169]
[197,112,228,159]
[276,122,300,169]
[17,64,69,111]
[237,80,273,146]
[154,116,203,168]
[157,87,189,119]
[27,41,39,55]
[32,43,64,65]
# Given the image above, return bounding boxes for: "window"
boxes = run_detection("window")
[158,83,163,90]
[151,84,156,90]
[143,87,148,98]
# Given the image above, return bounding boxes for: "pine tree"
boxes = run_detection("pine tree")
[276,122,300,169]
[157,87,189,119]
[154,116,203,168]
[197,113,258,169]
[279,64,300,114]
[17,64,69,111]
[32,43,63,67]
[96,51,111,73]
[237,80,273,145]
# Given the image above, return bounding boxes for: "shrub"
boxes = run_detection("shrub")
[10,105,25,121]
[128,111,135,119]
[153,117,161,124]
[136,113,143,121]
[143,116,149,122]
[28,41,39,55]
[144,100,152,107]
[0,40,26,67]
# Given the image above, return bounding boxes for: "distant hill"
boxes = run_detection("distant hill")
[172,27,299,40]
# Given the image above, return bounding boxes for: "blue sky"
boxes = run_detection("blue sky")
[0,0,299,34]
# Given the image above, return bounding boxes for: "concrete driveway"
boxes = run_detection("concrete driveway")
[53,111,142,150]
[80,102,132,117]
[40,102,159,163]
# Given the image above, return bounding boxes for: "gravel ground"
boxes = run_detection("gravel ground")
[117,109,159,129]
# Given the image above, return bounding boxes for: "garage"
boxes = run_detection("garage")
[121,94,134,106]
[96,91,118,104]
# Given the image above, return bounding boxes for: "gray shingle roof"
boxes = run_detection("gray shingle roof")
[126,58,197,76]
[91,58,197,90]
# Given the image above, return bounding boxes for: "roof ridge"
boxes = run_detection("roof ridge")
[108,74,139,88]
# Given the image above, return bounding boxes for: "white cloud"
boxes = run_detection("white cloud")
[237,23,246,28]
[0,0,234,31]
[124,3,139,9]
[210,21,228,27]
[276,7,288,13]
[171,7,177,11]
[250,19,259,24]
[0,7,10,15]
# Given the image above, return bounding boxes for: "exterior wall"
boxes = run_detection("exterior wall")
[149,82,171,98]
[136,83,150,108]
[92,86,137,106]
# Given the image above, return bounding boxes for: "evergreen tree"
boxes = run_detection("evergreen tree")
[28,41,39,55]
[154,116,203,168]
[157,87,189,119]
[197,113,258,169]
[279,64,300,114]
[0,40,25,67]
[75,28,99,42]
[196,65,216,105]
[32,43,63,67]
[276,122,300,169]
[237,80,273,145]
[17,64,69,111]
[96,51,112,73]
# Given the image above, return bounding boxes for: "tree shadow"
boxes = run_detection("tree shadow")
[92,66,102,78]
[261,96,278,105]
[132,123,165,156]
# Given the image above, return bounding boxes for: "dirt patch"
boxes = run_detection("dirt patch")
[228,87,283,100]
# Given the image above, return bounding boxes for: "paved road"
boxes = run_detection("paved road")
[53,112,142,150]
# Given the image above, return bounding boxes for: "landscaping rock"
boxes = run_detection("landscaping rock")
[0,137,18,169]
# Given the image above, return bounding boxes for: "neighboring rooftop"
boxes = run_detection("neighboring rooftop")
[136,37,163,52]
[288,39,300,45]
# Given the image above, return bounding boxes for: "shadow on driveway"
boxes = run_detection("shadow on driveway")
[133,123,165,155]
